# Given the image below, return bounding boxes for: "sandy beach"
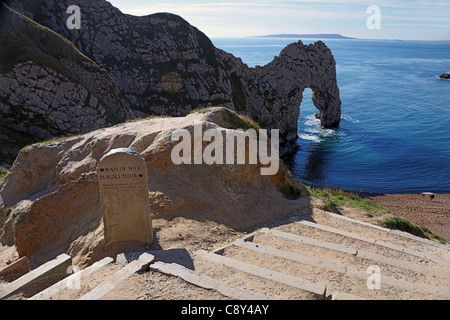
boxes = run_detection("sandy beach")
[369,193,450,243]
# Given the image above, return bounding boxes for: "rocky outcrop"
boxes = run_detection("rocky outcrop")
[0,4,134,162]
[6,0,341,157]
[0,107,308,266]
[439,73,450,79]
[218,41,341,154]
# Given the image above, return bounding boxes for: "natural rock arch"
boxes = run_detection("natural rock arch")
[4,0,341,158]
[219,40,341,155]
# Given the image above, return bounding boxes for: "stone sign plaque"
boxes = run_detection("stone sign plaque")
[97,148,153,245]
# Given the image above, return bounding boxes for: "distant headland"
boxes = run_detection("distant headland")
[254,34,356,39]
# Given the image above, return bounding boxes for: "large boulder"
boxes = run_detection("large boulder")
[0,108,308,266]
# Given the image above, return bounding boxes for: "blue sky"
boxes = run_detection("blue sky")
[108,0,450,40]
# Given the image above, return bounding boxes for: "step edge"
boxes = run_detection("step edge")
[0,254,72,300]
[197,250,326,299]
[328,212,449,251]
[28,257,114,300]
[151,261,270,300]
[233,239,347,274]
[78,253,155,300]
[298,221,450,267]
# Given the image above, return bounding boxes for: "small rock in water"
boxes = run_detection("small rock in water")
[439,73,450,79]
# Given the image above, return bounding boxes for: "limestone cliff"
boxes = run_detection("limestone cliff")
[6,0,341,157]
[0,4,134,162]
[0,107,308,266]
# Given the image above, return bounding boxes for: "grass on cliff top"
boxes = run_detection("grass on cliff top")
[0,4,99,78]
[126,115,172,123]
[307,187,389,214]
[380,216,446,244]
[191,107,261,132]
[21,135,81,151]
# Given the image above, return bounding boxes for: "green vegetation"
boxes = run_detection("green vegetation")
[0,4,98,79]
[197,31,220,68]
[190,107,261,133]
[307,187,446,243]
[380,216,446,244]
[0,168,8,180]
[126,115,172,123]
[223,109,261,133]
[3,206,12,218]
[21,135,81,151]
[307,187,389,214]
[280,182,304,200]
[230,74,247,111]
[12,210,22,219]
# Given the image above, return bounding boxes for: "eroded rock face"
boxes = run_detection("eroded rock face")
[0,108,308,266]
[0,61,127,137]
[0,4,134,161]
[218,41,341,154]
[6,0,341,157]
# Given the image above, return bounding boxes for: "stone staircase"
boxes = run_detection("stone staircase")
[1,211,449,300]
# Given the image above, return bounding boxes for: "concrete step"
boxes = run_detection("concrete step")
[276,220,450,271]
[195,250,327,300]
[233,238,347,274]
[0,254,72,300]
[297,220,450,268]
[345,265,450,299]
[317,212,450,259]
[222,238,448,299]
[78,253,155,300]
[0,256,30,282]
[331,291,366,300]
[150,261,269,300]
[259,228,358,255]
[256,228,449,281]
[29,257,114,300]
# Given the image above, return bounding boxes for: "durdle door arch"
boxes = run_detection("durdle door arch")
[228,40,342,156]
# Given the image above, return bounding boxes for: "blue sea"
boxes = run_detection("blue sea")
[212,38,450,194]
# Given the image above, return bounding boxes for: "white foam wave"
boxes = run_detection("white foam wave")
[304,115,321,127]
[299,114,347,143]
[342,114,360,124]
[298,133,322,142]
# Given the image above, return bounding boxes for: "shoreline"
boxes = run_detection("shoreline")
[298,181,450,197]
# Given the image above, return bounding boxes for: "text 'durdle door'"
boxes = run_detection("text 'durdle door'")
[97,148,153,245]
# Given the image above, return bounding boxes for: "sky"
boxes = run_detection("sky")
[108,0,450,40]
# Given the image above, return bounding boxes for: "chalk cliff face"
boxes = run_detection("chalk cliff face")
[218,41,341,154]
[0,4,134,162]
[4,0,341,158]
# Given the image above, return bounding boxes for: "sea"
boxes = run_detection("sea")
[211,37,450,194]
